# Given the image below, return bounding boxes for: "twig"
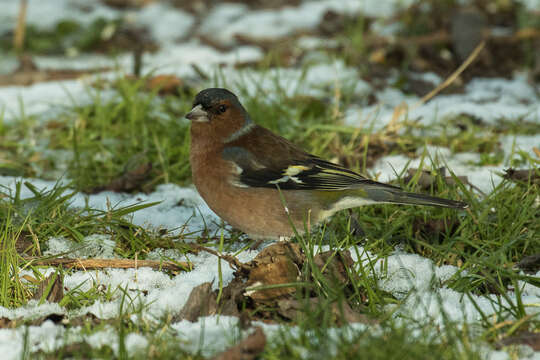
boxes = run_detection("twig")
[23,257,192,272]
[417,40,486,106]
[189,244,250,273]
[390,40,486,125]
[13,0,28,54]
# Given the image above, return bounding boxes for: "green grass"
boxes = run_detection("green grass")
[0,46,539,360]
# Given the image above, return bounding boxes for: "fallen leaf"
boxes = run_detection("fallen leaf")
[145,74,183,95]
[30,313,66,326]
[175,282,218,322]
[516,253,540,274]
[211,327,266,360]
[413,218,460,238]
[245,243,302,301]
[313,250,356,286]
[0,58,110,87]
[503,168,540,185]
[246,258,299,301]
[277,298,372,325]
[102,0,155,8]
[32,273,64,304]
[498,331,540,351]
[15,231,35,256]
[0,317,17,329]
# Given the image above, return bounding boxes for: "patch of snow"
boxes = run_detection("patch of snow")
[350,249,540,327]
[45,234,117,259]
[132,3,195,43]
[296,36,339,50]
[171,316,242,357]
[0,177,221,237]
[0,78,99,124]
[516,0,540,11]
[0,43,263,123]
[370,134,540,194]
[222,59,370,100]
[0,0,119,33]
[345,74,540,131]
[0,301,64,321]
[142,41,263,76]
[198,0,416,45]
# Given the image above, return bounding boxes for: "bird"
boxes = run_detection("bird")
[186,88,467,240]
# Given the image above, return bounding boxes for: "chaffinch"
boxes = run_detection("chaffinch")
[186,88,467,239]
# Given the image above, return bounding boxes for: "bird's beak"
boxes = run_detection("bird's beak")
[185,104,209,122]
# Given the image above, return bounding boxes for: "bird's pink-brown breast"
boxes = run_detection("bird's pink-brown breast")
[190,132,320,238]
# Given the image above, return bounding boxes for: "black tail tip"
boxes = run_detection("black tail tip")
[454,200,469,209]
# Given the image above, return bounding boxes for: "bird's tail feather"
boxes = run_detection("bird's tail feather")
[364,187,468,209]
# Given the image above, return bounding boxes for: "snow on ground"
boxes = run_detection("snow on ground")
[0,0,539,359]
[197,0,416,45]
[0,0,119,33]
[345,73,540,130]
[0,176,221,237]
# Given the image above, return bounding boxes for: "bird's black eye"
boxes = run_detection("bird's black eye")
[218,105,227,113]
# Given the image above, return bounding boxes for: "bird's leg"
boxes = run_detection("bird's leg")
[348,209,365,237]
[249,238,265,250]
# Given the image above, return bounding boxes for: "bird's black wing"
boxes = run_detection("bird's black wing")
[222,146,399,191]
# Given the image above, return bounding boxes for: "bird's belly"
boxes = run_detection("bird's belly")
[193,172,319,238]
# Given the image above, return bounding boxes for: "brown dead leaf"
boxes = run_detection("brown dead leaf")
[33,273,64,304]
[516,254,540,275]
[277,298,372,326]
[30,313,66,326]
[245,243,303,301]
[15,231,35,256]
[0,56,110,87]
[211,327,266,360]
[413,218,460,238]
[145,74,183,95]
[503,168,540,185]
[68,313,109,327]
[252,242,303,267]
[533,147,540,158]
[87,161,152,194]
[498,331,540,351]
[313,250,356,285]
[0,317,18,329]
[218,277,247,318]
[246,257,299,301]
[175,282,218,322]
[102,0,155,8]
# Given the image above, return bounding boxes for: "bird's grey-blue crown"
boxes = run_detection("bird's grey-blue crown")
[194,88,240,110]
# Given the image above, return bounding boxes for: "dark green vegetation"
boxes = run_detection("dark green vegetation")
[1,0,539,358]
[0,74,538,357]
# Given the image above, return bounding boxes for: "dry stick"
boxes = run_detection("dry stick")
[419,40,486,106]
[189,244,250,272]
[390,40,486,129]
[24,257,192,272]
[384,41,486,193]
[13,0,28,53]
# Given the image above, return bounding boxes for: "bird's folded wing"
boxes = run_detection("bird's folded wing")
[222,146,399,191]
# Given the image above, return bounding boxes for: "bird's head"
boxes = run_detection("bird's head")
[186,88,252,141]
